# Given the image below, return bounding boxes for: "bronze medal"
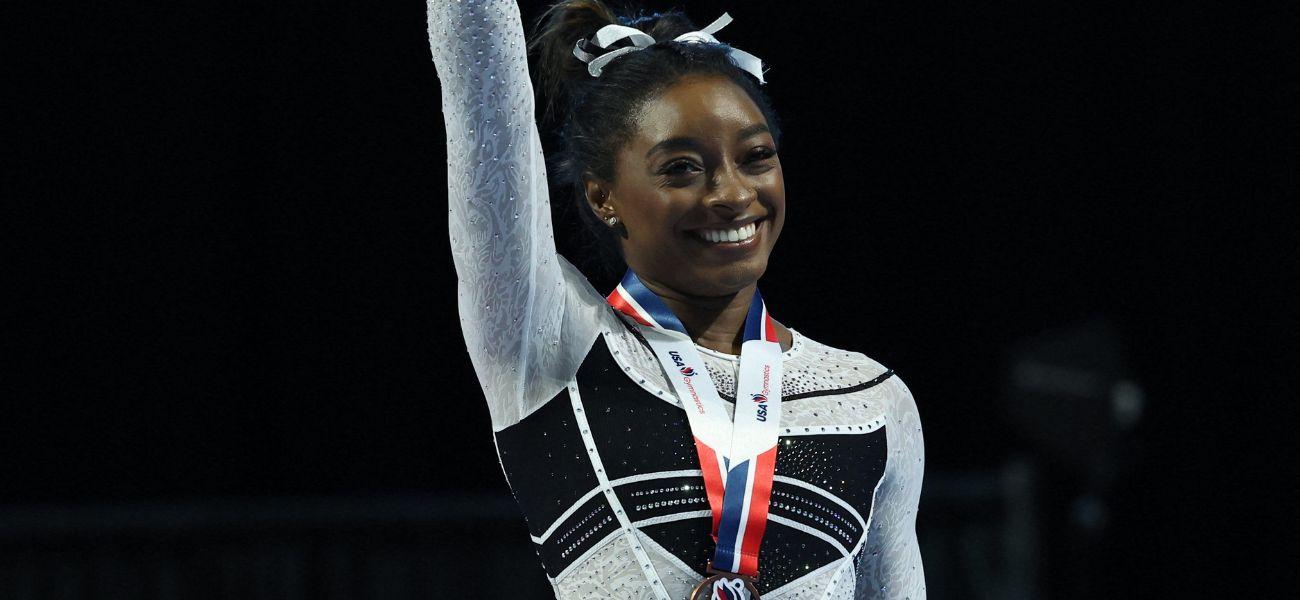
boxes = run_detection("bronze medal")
[689,564,761,600]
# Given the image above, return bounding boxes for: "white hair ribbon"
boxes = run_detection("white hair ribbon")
[571,13,767,84]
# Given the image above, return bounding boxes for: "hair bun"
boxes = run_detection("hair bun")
[531,1,702,122]
[530,0,619,123]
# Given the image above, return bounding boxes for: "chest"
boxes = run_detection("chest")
[494,335,889,593]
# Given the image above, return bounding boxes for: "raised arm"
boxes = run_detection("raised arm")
[428,0,600,429]
[861,378,927,598]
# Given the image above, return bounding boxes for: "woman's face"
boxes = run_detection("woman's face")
[591,73,785,298]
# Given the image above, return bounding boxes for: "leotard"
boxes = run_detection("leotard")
[427,1,926,597]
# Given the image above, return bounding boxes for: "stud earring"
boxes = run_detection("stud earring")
[606,216,619,227]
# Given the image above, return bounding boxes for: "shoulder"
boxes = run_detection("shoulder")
[786,330,894,384]
[787,330,920,415]
[792,333,928,479]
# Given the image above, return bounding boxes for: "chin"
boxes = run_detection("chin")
[689,259,768,297]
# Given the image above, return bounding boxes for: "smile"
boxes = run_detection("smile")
[692,221,758,244]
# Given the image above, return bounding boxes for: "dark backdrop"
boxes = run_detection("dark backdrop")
[7,0,1290,597]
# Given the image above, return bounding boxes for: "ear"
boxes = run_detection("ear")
[583,175,616,223]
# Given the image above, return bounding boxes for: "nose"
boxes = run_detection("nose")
[704,164,757,216]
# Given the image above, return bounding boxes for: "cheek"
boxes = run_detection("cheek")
[627,188,694,231]
[624,195,676,236]
[763,171,787,225]
[614,189,691,258]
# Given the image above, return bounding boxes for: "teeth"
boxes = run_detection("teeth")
[696,222,758,244]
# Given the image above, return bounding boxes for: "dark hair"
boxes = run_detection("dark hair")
[529,0,781,271]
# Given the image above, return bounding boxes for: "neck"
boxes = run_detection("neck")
[638,278,758,355]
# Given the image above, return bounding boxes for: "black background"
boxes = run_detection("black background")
[6,0,1291,597]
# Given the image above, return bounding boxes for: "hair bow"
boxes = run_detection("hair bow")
[572,13,766,84]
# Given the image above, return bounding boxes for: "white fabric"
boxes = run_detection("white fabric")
[575,12,767,82]
[427,1,924,597]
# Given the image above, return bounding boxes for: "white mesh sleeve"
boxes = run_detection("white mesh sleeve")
[428,0,606,430]
[860,376,927,598]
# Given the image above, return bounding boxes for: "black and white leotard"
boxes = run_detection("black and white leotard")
[427,1,926,597]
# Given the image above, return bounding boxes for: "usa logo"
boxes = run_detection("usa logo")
[705,577,751,600]
[689,568,761,599]
[680,366,697,376]
[750,393,767,403]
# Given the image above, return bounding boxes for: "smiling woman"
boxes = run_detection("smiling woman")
[428,1,924,598]
[592,73,789,336]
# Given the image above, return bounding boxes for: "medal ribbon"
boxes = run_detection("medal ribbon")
[608,270,783,577]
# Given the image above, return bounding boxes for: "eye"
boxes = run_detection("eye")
[746,146,777,162]
[743,146,778,173]
[659,158,703,177]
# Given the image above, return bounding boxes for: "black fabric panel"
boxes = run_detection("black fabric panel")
[533,493,618,578]
[770,482,863,551]
[616,475,709,523]
[773,428,888,522]
[578,336,699,481]
[753,524,845,591]
[494,390,599,537]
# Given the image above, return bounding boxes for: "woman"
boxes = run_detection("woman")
[428,1,925,597]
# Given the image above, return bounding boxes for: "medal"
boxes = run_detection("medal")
[608,271,783,596]
[688,563,762,600]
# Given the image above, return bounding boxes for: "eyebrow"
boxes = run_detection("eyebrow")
[736,123,770,141]
[644,123,773,159]
[644,137,700,159]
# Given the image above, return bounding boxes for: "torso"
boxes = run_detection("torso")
[494,310,900,597]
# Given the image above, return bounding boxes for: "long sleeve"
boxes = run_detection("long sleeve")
[428,0,607,430]
[859,376,927,598]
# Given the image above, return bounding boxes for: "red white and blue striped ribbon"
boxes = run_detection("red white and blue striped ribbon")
[608,270,783,577]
